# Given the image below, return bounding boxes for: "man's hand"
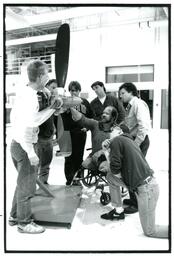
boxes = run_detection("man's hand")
[115,173,122,179]
[42,87,51,98]
[102,139,111,150]
[54,107,67,115]
[99,161,109,173]
[81,128,87,132]
[29,153,39,166]
[70,107,82,121]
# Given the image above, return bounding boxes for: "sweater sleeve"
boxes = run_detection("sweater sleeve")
[109,138,122,175]
[114,98,126,124]
[77,115,97,131]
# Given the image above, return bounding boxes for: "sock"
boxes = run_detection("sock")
[115,207,124,213]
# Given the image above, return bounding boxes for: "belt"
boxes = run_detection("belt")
[138,176,153,187]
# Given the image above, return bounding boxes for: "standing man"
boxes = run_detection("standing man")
[100,134,168,239]
[119,82,151,213]
[37,79,57,184]
[61,81,93,185]
[90,81,125,124]
[9,60,57,234]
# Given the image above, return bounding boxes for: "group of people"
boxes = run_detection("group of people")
[8,59,168,239]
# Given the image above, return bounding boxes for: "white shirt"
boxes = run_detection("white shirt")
[124,96,151,146]
[10,85,55,158]
[99,95,106,104]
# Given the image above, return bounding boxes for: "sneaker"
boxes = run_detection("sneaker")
[18,222,45,234]
[101,208,125,220]
[124,205,138,214]
[8,216,18,226]
[121,188,128,198]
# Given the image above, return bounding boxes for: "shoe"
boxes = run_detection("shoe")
[66,181,71,186]
[43,181,49,185]
[18,222,45,234]
[8,216,18,226]
[124,205,138,214]
[101,208,125,220]
[123,198,138,207]
[121,188,128,198]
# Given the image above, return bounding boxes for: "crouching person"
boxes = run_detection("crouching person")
[100,134,168,239]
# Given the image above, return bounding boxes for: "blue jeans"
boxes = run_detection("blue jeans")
[106,172,168,238]
[10,140,37,224]
[36,138,53,183]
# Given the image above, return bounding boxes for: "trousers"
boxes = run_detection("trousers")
[64,130,87,183]
[36,138,53,183]
[10,140,37,224]
[106,172,168,238]
[129,135,150,206]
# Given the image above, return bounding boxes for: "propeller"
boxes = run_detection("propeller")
[55,23,70,88]
[54,23,72,157]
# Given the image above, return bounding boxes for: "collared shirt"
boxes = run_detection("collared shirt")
[123,96,151,146]
[98,95,106,104]
[10,85,55,158]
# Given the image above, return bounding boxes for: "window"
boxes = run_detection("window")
[106,65,154,83]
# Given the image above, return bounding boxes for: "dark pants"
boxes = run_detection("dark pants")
[129,135,150,207]
[36,138,53,183]
[64,130,87,184]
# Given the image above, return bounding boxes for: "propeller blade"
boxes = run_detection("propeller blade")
[55,23,70,88]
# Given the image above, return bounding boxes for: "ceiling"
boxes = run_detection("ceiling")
[5,6,168,41]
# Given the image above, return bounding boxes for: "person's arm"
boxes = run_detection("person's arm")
[20,133,39,166]
[109,138,122,176]
[27,96,64,127]
[114,98,126,124]
[70,107,96,130]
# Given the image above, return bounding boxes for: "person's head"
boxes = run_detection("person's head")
[91,81,106,98]
[68,81,81,97]
[119,83,139,103]
[99,106,118,132]
[45,79,57,93]
[27,60,49,91]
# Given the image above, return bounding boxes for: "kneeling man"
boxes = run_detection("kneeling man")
[100,133,168,239]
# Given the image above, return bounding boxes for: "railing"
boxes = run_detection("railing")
[5,54,52,75]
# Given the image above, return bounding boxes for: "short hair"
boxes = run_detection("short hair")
[27,60,48,82]
[119,82,139,97]
[68,81,81,91]
[46,79,57,87]
[91,81,106,92]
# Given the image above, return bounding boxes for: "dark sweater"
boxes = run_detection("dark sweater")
[37,91,55,140]
[90,94,125,123]
[38,115,55,140]
[77,115,110,154]
[109,134,153,190]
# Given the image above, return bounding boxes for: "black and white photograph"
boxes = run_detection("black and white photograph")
[1,0,172,254]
